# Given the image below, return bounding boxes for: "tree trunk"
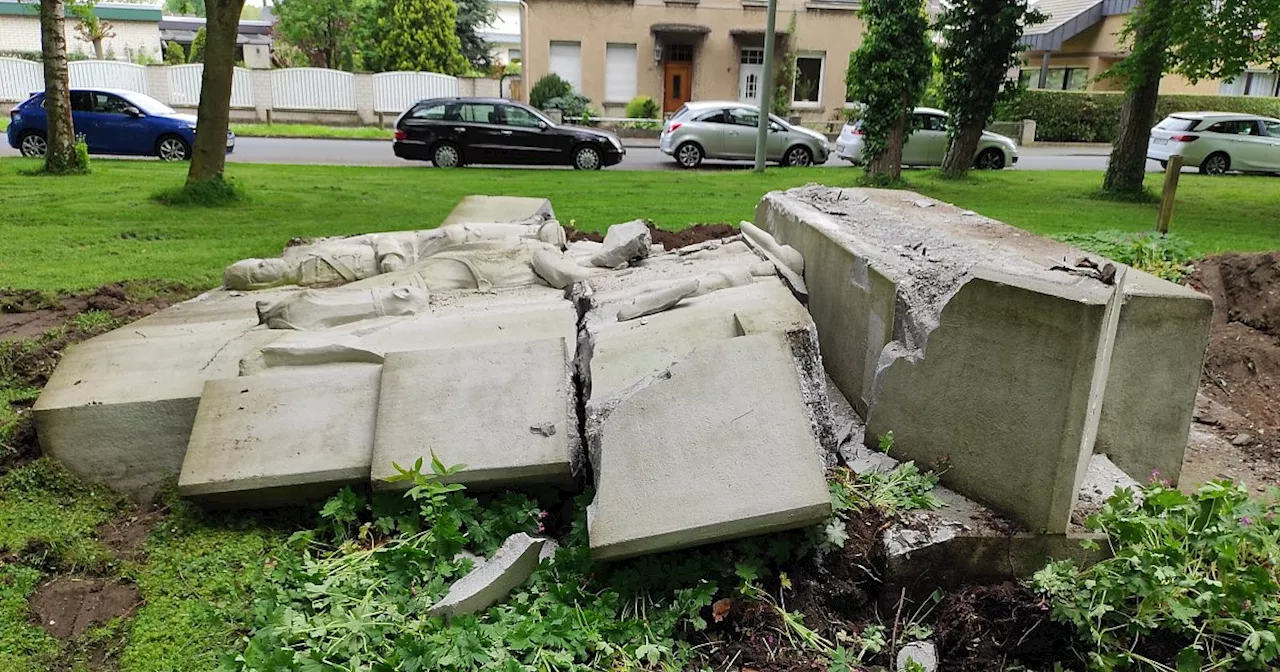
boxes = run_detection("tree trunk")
[1101,68,1161,196]
[40,0,82,173]
[941,119,987,178]
[867,117,905,182]
[186,0,246,185]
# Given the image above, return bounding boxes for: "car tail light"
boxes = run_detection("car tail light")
[394,129,407,141]
[667,122,682,132]
[8,110,17,122]
[1169,134,1198,142]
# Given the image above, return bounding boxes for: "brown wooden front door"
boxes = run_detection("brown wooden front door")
[663,62,692,114]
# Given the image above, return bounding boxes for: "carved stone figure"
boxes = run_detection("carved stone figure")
[256,286,431,331]
[224,220,567,291]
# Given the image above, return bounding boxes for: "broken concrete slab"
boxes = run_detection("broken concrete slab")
[177,364,381,506]
[756,186,1211,533]
[587,332,832,561]
[33,289,293,499]
[371,338,576,490]
[440,195,555,227]
[430,533,553,618]
[590,220,652,268]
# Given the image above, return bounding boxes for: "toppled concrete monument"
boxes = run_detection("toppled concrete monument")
[37,194,833,562]
[756,186,1211,534]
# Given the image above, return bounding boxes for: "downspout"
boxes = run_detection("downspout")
[519,0,530,103]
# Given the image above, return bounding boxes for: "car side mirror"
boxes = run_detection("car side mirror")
[537,121,548,130]
[124,106,142,117]
[769,122,783,133]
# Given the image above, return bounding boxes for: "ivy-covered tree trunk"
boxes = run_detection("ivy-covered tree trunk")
[940,121,986,176]
[868,117,905,180]
[39,0,83,174]
[186,0,246,185]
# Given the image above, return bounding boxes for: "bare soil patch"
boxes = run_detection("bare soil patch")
[1183,253,1280,490]
[96,508,164,563]
[934,582,1078,671]
[0,283,186,342]
[564,222,739,251]
[29,577,139,641]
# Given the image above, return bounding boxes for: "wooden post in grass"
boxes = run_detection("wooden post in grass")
[1156,154,1183,234]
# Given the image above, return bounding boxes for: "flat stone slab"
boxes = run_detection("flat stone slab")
[441,195,555,227]
[429,533,554,618]
[587,332,831,561]
[178,364,381,505]
[371,338,576,489]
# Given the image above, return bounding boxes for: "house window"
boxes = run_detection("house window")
[1245,71,1280,97]
[745,73,758,100]
[549,41,582,92]
[793,52,824,104]
[1025,67,1088,90]
[666,44,693,62]
[741,48,764,65]
[605,43,638,102]
[508,49,522,62]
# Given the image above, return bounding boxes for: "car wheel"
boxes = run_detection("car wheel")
[431,142,463,168]
[675,142,703,169]
[156,135,191,162]
[1200,152,1230,176]
[572,144,602,171]
[975,148,1005,170]
[18,131,47,158]
[783,145,813,167]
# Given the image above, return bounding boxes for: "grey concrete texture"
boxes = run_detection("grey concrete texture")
[371,338,577,490]
[178,364,382,505]
[430,533,554,618]
[33,289,295,498]
[756,186,1211,534]
[586,332,832,561]
[440,195,555,227]
[896,641,938,672]
[590,219,652,269]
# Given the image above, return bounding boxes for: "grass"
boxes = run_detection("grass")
[229,123,393,140]
[1,158,1277,293]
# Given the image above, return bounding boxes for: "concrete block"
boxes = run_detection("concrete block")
[441,196,555,227]
[587,332,832,561]
[896,641,938,672]
[1096,273,1213,485]
[371,338,576,490]
[868,268,1112,533]
[33,290,291,498]
[430,533,553,618]
[178,364,381,506]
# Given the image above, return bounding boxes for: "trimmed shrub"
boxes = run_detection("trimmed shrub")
[529,73,573,110]
[164,41,186,65]
[624,95,659,120]
[1006,90,1280,143]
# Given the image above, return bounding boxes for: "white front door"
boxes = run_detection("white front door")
[738,48,765,106]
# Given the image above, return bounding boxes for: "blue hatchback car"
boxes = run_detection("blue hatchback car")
[7,88,234,161]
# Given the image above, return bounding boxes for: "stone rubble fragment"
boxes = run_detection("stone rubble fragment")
[616,278,700,321]
[590,220,652,268]
[896,641,938,672]
[429,533,555,618]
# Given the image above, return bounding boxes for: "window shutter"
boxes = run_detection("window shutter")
[549,42,582,92]
[605,44,637,103]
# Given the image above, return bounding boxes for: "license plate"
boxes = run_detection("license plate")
[1154,138,1168,145]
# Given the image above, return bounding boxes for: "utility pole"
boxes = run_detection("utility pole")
[753,0,778,172]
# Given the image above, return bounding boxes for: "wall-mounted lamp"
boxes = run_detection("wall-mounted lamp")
[653,42,663,65]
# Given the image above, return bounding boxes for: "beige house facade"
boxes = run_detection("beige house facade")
[1021,0,1278,97]
[521,0,865,122]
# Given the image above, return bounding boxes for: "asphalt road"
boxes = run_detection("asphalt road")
[1,135,1174,172]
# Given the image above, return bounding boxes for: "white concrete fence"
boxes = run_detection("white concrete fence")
[0,58,499,125]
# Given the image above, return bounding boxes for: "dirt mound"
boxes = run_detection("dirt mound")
[1188,254,1280,464]
[29,577,140,640]
[934,583,1078,671]
[0,283,186,342]
[564,223,739,251]
[97,509,164,563]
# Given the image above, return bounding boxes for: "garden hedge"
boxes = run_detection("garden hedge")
[1007,90,1280,143]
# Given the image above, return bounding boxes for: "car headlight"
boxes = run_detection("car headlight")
[609,136,622,150]
[187,123,197,131]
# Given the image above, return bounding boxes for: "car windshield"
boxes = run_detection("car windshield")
[119,92,176,116]
[1155,116,1196,132]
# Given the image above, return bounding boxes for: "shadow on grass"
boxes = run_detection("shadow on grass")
[151,176,246,207]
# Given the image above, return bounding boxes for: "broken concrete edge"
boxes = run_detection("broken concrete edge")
[589,502,833,562]
[371,462,575,492]
[738,220,809,300]
[584,368,675,492]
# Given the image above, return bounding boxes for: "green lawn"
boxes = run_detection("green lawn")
[0,157,1276,293]
[229,123,393,140]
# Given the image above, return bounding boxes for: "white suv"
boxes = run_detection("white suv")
[1148,112,1280,175]
[834,107,1018,169]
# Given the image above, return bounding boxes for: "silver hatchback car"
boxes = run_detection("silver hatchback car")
[660,101,830,168]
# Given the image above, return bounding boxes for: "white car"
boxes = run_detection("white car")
[1147,112,1280,175]
[834,107,1018,169]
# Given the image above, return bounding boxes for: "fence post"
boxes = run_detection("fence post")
[1156,154,1183,234]
[251,69,273,124]
[1020,119,1037,147]
[354,73,376,125]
